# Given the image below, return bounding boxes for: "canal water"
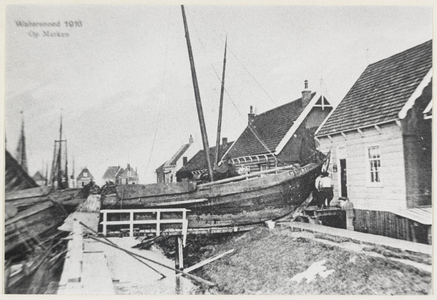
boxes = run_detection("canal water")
[86,237,196,294]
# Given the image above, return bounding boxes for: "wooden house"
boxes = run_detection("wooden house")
[76,167,94,187]
[176,138,234,182]
[156,135,196,183]
[315,40,432,244]
[118,164,139,185]
[222,81,333,173]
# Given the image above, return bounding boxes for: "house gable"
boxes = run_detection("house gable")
[77,167,94,181]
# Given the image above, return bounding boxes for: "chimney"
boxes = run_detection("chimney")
[222,137,228,146]
[302,80,312,107]
[183,156,188,166]
[189,134,193,144]
[248,106,256,125]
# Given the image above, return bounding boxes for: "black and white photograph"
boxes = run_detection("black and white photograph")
[4,2,433,295]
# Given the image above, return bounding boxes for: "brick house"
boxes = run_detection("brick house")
[315,40,432,243]
[76,167,94,187]
[222,81,333,173]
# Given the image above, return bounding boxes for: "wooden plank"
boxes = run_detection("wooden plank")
[58,212,100,232]
[152,198,208,206]
[185,249,234,273]
[5,201,56,225]
[5,186,50,201]
[88,236,215,287]
[119,181,197,199]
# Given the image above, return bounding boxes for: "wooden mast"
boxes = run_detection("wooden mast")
[215,37,227,165]
[181,5,214,181]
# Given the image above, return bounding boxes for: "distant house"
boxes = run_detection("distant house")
[156,135,195,183]
[176,138,234,182]
[32,171,47,186]
[118,164,139,185]
[76,167,94,187]
[316,40,432,244]
[223,81,333,173]
[102,166,123,185]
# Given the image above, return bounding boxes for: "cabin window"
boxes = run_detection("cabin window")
[367,146,381,184]
[83,172,88,177]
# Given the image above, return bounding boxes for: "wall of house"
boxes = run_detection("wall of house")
[277,126,317,165]
[401,82,432,208]
[353,209,430,244]
[305,107,332,130]
[317,122,406,212]
[77,178,92,187]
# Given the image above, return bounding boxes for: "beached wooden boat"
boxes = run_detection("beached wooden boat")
[6,186,85,213]
[101,6,327,229]
[5,200,68,254]
[101,151,326,227]
[5,231,67,294]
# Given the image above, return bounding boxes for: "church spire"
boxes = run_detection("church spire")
[15,111,28,172]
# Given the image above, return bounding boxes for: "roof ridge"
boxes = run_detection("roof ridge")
[256,91,316,117]
[367,40,431,68]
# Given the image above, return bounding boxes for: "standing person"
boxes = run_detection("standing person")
[314,174,323,209]
[319,171,333,208]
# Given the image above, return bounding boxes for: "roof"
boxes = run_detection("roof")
[225,93,319,158]
[156,143,191,172]
[317,40,432,136]
[32,171,46,182]
[177,141,234,173]
[77,167,94,181]
[102,166,121,179]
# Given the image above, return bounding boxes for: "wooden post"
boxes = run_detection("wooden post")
[129,211,134,237]
[102,211,107,236]
[175,236,184,294]
[68,219,83,283]
[156,211,161,236]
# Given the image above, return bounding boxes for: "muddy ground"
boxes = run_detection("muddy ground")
[155,226,431,295]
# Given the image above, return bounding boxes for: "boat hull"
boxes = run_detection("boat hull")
[5,201,67,254]
[101,153,325,228]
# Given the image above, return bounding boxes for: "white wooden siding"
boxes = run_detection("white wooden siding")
[318,123,406,211]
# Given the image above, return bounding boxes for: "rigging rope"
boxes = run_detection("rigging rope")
[144,8,171,179]
[191,21,284,165]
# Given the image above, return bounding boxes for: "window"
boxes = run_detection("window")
[83,172,88,177]
[367,146,381,183]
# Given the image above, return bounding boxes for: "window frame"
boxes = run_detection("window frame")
[365,144,382,187]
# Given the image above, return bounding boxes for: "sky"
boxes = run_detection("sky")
[5,4,432,184]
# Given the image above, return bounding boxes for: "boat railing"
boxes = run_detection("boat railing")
[199,163,310,188]
[100,208,190,241]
